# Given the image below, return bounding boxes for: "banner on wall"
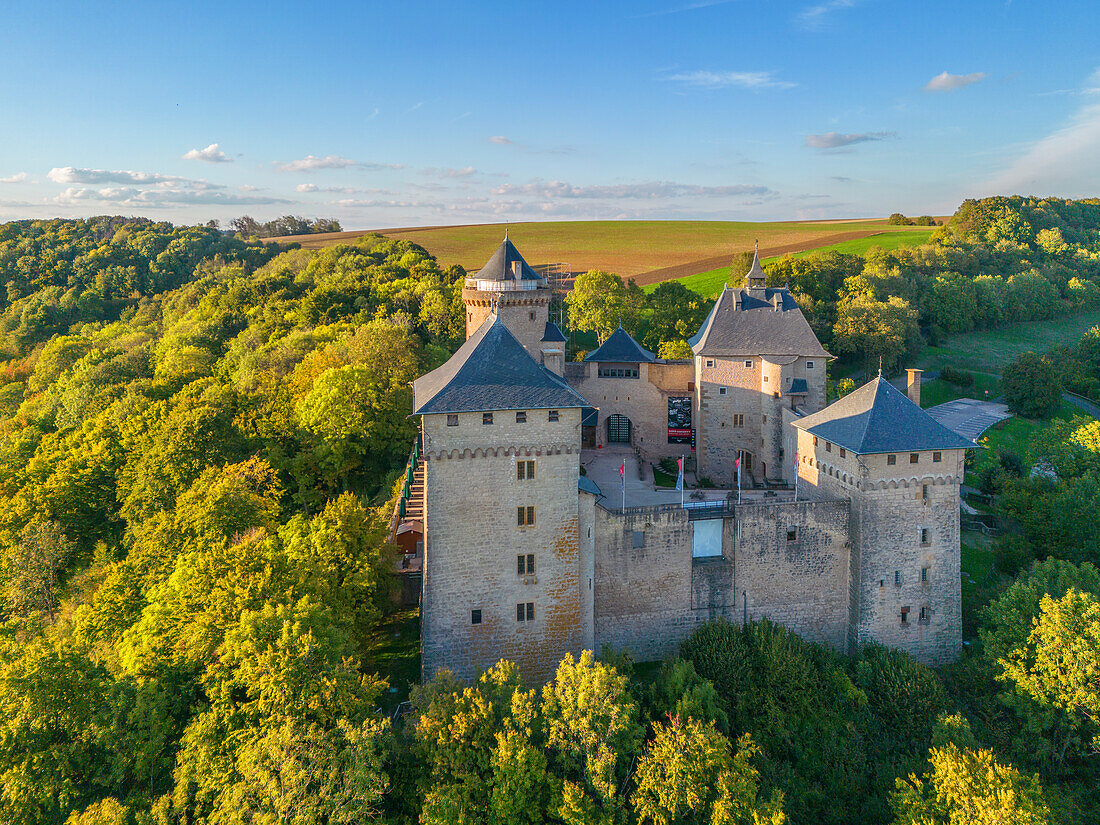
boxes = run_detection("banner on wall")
[667,397,692,443]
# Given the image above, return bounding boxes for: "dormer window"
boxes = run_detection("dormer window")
[806,361,814,369]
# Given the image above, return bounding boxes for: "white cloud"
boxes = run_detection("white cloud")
[0,172,28,183]
[981,71,1100,197]
[805,131,895,149]
[55,185,289,207]
[797,0,856,28]
[924,71,986,92]
[491,180,773,199]
[666,70,796,90]
[489,136,514,145]
[273,154,405,173]
[182,143,232,163]
[47,166,207,185]
[420,166,478,179]
[296,183,393,195]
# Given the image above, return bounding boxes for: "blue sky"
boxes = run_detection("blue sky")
[0,0,1098,227]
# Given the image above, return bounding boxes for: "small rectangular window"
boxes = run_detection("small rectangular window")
[745,360,753,368]
[517,603,525,622]
[813,436,818,446]
[526,554,535,575]
[706,359,715,368]
[483,412,493,425]
[515,411,527,423]
[806,360,814,369]
[895,570,901,587]
[763,375,769,383]
[921,566,929,583]
[839,447,846,458]
[933,451,942,463]
[901,606,911,626]
[517,602,534,621]
[517,554,535,575]
[733,414,744,427]
[471,609,482,625]
[517,460,535,481]
[825,442,832,452]
[910,453,919,464]
[719,387,727,395]
[517,506,535,527]
[548,410,559,422]
[529,311,536,321]
[919,605,930,624]
[786,528,798,542]
[921,528,930,545]
[887,454,896,465]
[922,483,930,502]
[526,602,534,621]
[447,414,459,427]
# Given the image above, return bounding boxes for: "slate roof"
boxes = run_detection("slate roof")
[788,378,809,395]
[542,321,567,343]
[583,326,656,363]
[578,476,602,497]
[690,287,832,358]
[793,376,975,455]
[413,314,587,415]
[473,237,543,282]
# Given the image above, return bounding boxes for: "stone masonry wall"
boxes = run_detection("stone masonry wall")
[421,407,586,684]
[731,499,852,651]
[463,287,551,358]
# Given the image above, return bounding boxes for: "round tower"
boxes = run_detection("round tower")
[462,236,553,358]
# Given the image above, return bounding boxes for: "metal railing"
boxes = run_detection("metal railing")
[396,432,422,522]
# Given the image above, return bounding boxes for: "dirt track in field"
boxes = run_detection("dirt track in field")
[628,230,882,285]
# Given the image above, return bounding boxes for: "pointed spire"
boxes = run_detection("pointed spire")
[878,355,883,377]
[746,238,766,289]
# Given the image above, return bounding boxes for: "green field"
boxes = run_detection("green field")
[919,374,1002,408]
[917,310,1100,373]
[968,400,1087,482]
[645,229,935,297]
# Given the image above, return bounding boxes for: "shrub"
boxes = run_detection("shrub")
[998,450,1025,477]
[994,534,1033,576]
[1003,352,1062,418]
[941,366,974,387]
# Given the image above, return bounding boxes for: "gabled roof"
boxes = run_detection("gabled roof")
[473,237,543,282]
[413,314,587,415]
[583,326,655,363]
[690,287,831,358]
[793,376,975,455]
[542,321,567,343]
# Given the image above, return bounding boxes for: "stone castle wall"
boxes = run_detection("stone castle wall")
[421,407,587,683]
[463,287,551,358]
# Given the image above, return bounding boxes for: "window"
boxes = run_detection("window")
[745,360,753,368]
[517,460,535,480]
[706,359,715,368]
[483,412,493,425]
[895,570,901,587]
[447,414,459,427]
[763,375,769,382]
[840,447,846,458]
[887,454,896,465]
[813,436,818,446]
[632,531,645,549]
[517,554,535,575]
[517,602,534,622]
[825,441,832,452]
[786,527,798,542]
[900,606,911,626]
[922,483,930,502]
[548,410,559,422]
[719,387,727,395]
[529,311,536,321]
[919,605,930,624]
[921,566,929,583]
[733,414,744,427]
[910,453,919,464]
[471,609,482,625]
[517,506,536,527]
[806,360,815,369]
[921,528,930,546]
[515,411,527,423]
[773,391,779,398]
[933,451,942,463]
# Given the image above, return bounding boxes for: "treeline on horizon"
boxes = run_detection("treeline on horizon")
[568,196,1100,373]
[0,197,1099,823]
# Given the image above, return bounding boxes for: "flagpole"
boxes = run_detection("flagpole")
[680,454,685,507]
[737,450,742,504]
[794,451,799,502]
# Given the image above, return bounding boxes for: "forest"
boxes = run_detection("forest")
[2,197,1100,824]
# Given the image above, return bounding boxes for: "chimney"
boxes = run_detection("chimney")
[541,347,565,377]
[906,368,923,407]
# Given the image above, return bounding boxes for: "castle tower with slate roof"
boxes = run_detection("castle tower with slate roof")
[689,246,831,486]
[462,237,556,364]
[413,312,595,682]
[793,377,972,663]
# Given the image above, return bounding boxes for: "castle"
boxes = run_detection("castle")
[409,238,972,682]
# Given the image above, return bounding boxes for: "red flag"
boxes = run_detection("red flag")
[618,461,625,479]
[734,457,741,471]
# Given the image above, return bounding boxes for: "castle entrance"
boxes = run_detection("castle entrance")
[607,414,632,443]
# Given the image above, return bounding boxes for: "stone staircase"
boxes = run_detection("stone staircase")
[405,461,425,521]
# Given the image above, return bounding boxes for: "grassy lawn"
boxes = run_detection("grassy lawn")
[967,400,1088,483]
[653,465,677,487]
[917,310,1100,374]
[919,374,1002,408]
[365,608,421,715]
[648,229,935,298]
